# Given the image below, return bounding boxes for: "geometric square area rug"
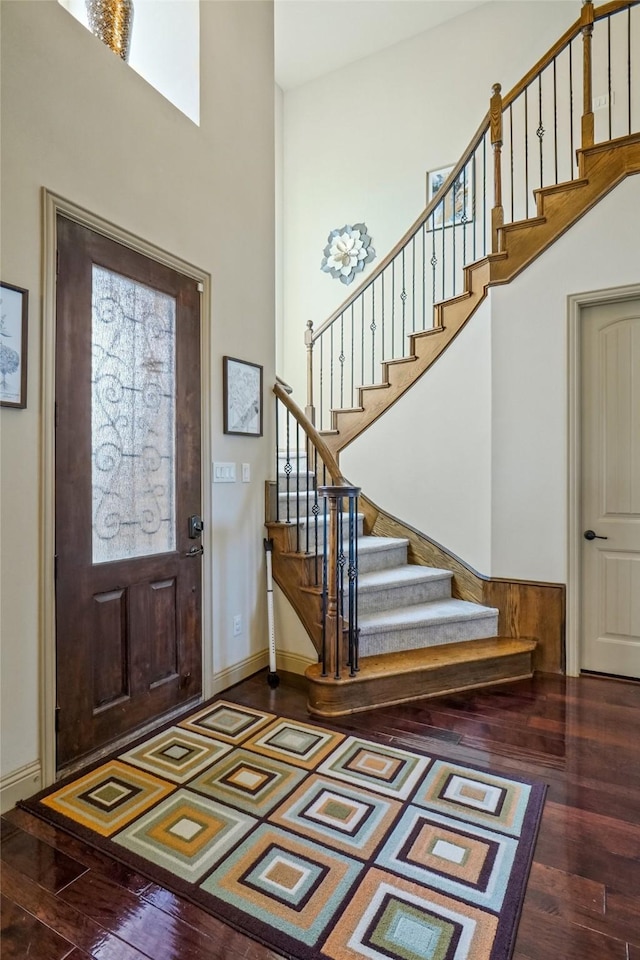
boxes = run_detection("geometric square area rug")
[20,699,546,960]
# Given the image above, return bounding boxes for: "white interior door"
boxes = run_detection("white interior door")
[580,297,640,679]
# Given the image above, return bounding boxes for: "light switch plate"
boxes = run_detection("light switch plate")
[242,463,250,482]
[213,462,236,483]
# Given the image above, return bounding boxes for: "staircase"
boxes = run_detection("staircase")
[268,432,536,716]
[268,0,639,716]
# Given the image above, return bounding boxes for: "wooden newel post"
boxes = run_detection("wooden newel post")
[490,83,504,254]
[581,0,595,149]
[305,320,316,426]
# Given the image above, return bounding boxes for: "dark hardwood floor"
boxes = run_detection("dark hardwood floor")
[2,671,640,959]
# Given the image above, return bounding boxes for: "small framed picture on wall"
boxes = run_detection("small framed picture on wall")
[0,281,28,408]
[223,356,263,436]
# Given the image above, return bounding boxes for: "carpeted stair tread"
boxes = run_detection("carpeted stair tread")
[356,535,409,554]
[359,597,498,632]
[357,564,453,613]
[358,565,451,592]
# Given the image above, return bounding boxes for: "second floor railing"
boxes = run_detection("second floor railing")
[305,0,639,431]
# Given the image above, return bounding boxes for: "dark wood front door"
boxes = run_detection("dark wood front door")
[55,216,202,769]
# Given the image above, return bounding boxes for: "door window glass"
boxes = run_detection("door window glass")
[91,265,176,563]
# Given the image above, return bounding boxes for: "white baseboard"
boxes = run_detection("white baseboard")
[1,760,42,814]
[274,649,316,676]
[211,648,315,696]
[211,650,270,695]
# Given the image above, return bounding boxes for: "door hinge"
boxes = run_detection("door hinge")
[54,554,58,580]
[56,248,59,276]
[55,705,60,733]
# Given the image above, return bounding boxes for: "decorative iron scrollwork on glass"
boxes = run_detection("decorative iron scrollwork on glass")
[91,265,176,564]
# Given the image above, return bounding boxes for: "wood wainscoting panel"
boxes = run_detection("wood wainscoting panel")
[482,580,565,674]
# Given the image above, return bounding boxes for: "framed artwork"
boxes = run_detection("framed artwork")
[0,281,28,408]
[426,165,473,229]
[223,356,263,436]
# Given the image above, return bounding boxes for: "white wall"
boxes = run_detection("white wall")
[0,0,274,799]
[59,0,200,124]
[490,176,640,583]
[341,299,493,574]
[280,0,576,399]
[341,176,640,582]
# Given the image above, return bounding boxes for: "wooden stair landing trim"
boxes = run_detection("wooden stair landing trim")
[321,135,640,457]
[305,637,537,717]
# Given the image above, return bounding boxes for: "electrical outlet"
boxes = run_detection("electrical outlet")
[233,614,242,636]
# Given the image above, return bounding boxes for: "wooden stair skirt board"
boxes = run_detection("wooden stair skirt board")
[305,637,537,717]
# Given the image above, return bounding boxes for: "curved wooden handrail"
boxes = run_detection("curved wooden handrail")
[311,109,491,343]
[502,0,637,110]
[274,382,345,484]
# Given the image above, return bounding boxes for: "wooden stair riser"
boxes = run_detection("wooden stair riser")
[305,639,536,717]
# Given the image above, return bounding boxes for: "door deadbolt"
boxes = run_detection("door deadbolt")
[188,515,204,539]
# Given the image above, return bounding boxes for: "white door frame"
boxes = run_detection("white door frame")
[566,281,640,677]
[40,189,214,786]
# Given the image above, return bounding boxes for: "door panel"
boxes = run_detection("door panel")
[581,298,640,678]
[55,216,202,769]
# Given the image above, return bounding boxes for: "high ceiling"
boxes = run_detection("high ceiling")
[274,0,489,91]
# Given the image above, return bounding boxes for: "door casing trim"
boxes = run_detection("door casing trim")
[566,281,640,677]
[41,189,213,785]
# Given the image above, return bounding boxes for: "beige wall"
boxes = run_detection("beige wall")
[279,1,576,399]
[0,0,275,801]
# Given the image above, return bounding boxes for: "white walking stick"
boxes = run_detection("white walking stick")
[263,538,279,688]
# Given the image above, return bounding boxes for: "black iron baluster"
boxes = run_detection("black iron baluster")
[313,447,320,584]
[339,314,345,408]
[537,72,545,189]
[482,134,487,256]
[452,183,457,298]
[628,7,632,136]
[305,436,311,556]
[472,151,477,260]
[391,257,396,359]
[509,103,514,221]
[401,248,407,344]
[335,499,344,679]
[411,236,416,332]
[431,212,437,307]
[284,410,291,524]
[422,224,426,330]
[441,196,445,300]
[569,40,575,177]
[348,490,359,676]
[370,282,376,382]
[319,336,324,431]
[330,323,334,417]
[361,296,365,392]
[461,164,468,266]
[350,304,355,409]
[524,87,529,217]
[607,16,612,141]
[295,422,300,553]
[381,272,386,361]
[553,57,558,184]
[320,490,327,675]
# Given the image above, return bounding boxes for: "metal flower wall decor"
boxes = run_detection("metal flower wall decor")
[321,223,375,285]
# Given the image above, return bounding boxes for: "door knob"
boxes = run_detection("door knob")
[584,529,608,541]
